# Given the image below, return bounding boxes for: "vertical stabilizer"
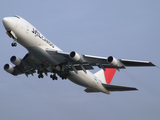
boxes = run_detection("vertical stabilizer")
[104,68,116,84]
[94,68,116,84]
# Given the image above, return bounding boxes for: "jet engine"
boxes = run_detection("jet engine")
[10,56,21,66]
[4,64,14,74]
[69,51,84,62]
[107,56,123,67]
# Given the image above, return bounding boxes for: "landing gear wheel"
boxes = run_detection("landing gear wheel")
[50,75,53,78]
[38,75,41,78]
[38,74,44,78]
[41,74,44,78]
[50,73,58,80]
[11,42,17,47]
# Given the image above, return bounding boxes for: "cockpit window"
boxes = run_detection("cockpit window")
[14,15,20,19]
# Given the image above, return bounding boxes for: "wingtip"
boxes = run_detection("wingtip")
[150,62,160,68]
[135,88,138,91]
[156,65,160,69]
[128,87,138,91]
[149,62,156,66]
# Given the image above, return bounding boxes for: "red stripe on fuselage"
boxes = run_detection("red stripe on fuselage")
[35,29,39,37]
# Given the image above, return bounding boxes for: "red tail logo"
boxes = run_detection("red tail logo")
[104,68,116,84]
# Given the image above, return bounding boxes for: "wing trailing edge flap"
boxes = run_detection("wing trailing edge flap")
[69,64,94,71]
[102,83,138,91]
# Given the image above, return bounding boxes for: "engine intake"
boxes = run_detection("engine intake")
[4,64,14,74]
[107,56,123,67]
[70,51,82,62]
[10,56,21,66]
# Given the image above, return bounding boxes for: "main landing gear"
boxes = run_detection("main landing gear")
[50,73,58,80]
[37,69,69,81]
[58,72,68,80]
[37,70,44,78]
[50,71,69,81]
[38,74,44,78]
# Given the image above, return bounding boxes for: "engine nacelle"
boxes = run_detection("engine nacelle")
[4,64,14,74]
[10,56,21,66]
[107,56,122,67]
[69,51,83,62]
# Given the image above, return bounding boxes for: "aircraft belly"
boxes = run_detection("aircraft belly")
[68,71,89,87]
[68,70,110,94]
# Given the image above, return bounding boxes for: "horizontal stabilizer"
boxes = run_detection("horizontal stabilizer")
[102,83,138,91]
[84,88,100,93]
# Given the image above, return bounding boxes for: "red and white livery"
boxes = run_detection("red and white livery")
[3,16,156,94]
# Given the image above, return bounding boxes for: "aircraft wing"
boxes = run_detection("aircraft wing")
[84,55,155,68]
[46,49,155,72]
[5,49,155,77]
[102,84,138,91]
[119,59,155,67]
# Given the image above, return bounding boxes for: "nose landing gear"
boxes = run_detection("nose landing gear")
[6,31,18,47]
[11,39,17,47]
[11,42,17,47]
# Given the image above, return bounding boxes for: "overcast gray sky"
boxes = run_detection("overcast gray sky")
[0,0,160,120]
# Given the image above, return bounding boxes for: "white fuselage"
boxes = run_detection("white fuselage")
[3,16,110,94]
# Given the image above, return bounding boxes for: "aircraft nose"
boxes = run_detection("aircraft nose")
[2,17,17,30]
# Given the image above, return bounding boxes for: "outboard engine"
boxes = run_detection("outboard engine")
[4,64,14,74]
